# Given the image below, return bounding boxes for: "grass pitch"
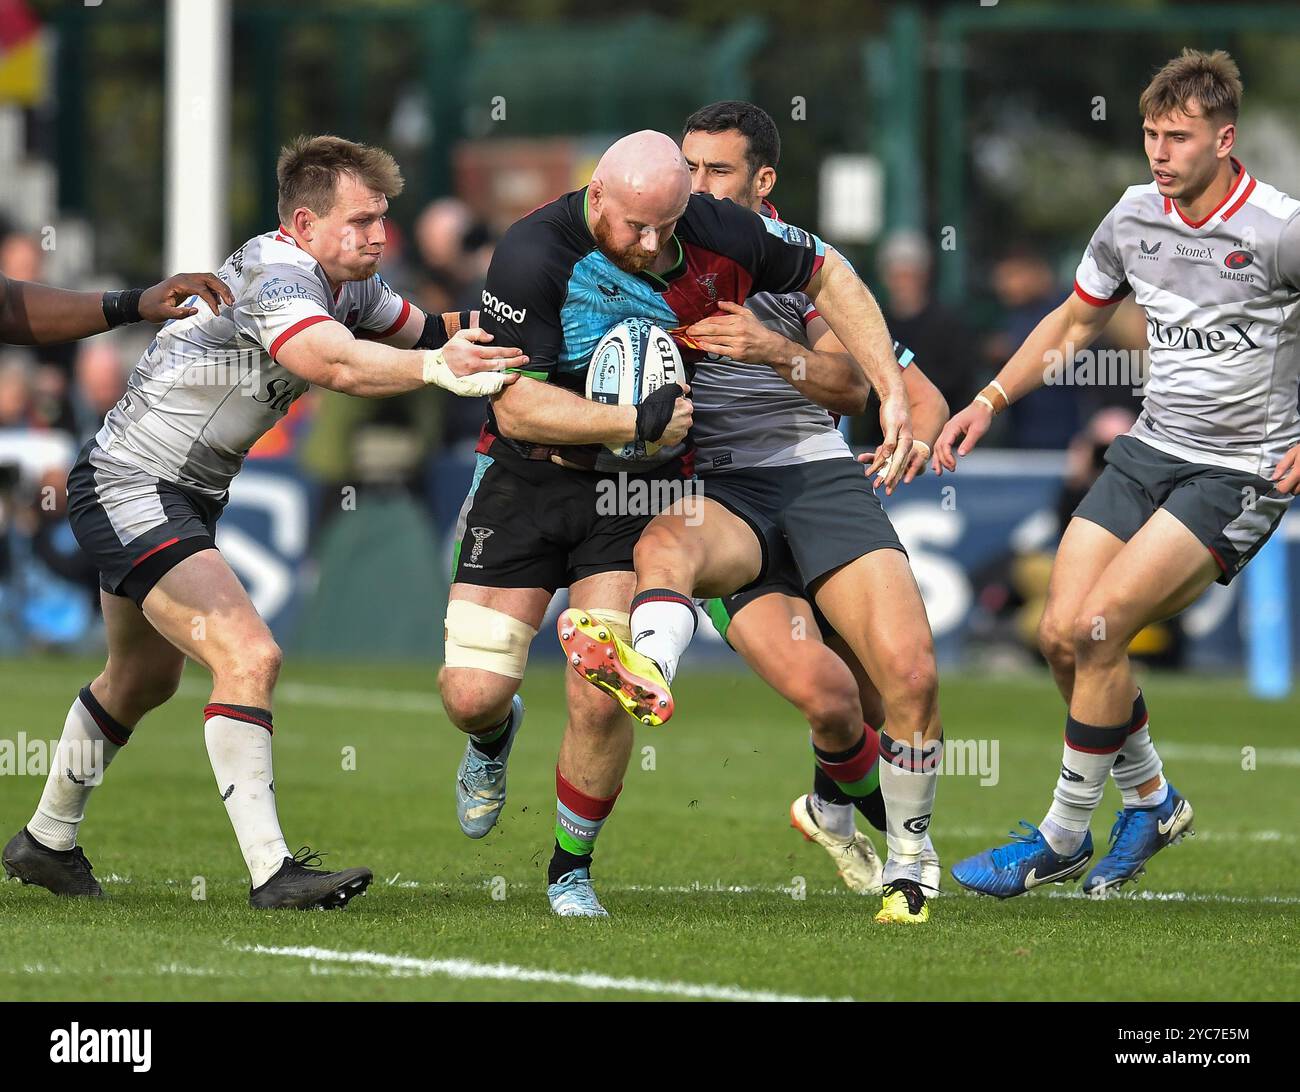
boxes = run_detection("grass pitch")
[1,656,1297,1001]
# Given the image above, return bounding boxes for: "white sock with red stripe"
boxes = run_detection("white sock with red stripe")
[203,703,290,888]
[629,588,697,685]
[1110,690,1168,808]
[28,686,131,851]
[1042,713,1128,855]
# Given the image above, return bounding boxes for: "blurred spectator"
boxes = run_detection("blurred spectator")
[71,339,128,442]
[0,357,32,427]
[412,198,494,314]
[0,230,77,433]
[0,231,43,282]
[1056,406,1138,532]
[878,230,975,415]
[984,244,1080,449]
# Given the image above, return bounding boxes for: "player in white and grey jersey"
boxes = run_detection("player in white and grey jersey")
[690,286,875,472]
[942,50,1300,900]
[561,103,951,924]
[4,135,523,910]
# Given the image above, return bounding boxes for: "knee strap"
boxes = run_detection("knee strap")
[444,600,537,679]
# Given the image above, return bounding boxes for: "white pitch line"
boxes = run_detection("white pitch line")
[241,944,853,1002]
[1040,888,1300,906]
[1155,742,1300,767]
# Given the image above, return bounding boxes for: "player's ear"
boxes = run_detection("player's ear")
[754,166,776,199]
[1217,121,1235,157]
[292,207,314,241]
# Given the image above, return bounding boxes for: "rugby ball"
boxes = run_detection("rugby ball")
[585,317,684,459]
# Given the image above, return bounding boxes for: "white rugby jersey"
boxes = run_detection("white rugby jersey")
[1074,160,1300,476]
[94,228,411,497]
[691,203,913,474]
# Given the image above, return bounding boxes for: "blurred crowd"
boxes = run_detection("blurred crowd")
[0,199,1152,651]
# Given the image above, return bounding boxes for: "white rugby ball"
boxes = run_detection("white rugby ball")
[585,317,684,459]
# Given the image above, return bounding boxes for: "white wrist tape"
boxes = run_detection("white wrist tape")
[423,350,509,397]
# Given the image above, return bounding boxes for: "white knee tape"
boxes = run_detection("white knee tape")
[584,608,631,644]
[444,600,537,679]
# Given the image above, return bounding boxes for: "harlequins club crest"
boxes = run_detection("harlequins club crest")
[469,526,494,566]
[696,272,719,301]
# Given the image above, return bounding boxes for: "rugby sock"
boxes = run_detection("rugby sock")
[1110,690,1168,808]
[878,729,942,883]
[469,709,512,760]
[815,766,888,834]
[203,704,291,888]
[629,588,697,684]
[808,787,856,839]
[548,768,620,884]
[28,686,131,851]
[1042,713,1128,854]
[812,725,885,834]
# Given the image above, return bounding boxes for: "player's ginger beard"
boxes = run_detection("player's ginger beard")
[590,213,663,274]
[588,129,690,275]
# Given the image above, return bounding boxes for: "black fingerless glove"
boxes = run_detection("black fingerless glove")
[634,383,683,443]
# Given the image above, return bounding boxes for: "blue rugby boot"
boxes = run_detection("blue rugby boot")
[951,821,1093,898]
[455,695,524,838]
[547,868,609,918]
[1083,785,1194,899]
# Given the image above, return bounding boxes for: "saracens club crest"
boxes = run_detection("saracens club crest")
[468,526,494,567]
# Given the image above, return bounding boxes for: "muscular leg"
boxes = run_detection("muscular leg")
[439,583,551,838]
[1037,517,1128,704]
[139,549,294,886]
[812,549,940,749]
[1042,510,1218,852]
[25,590,185,852]
[549,570,640,905]
[628,498,762,684]
[1070,511,1219,725]
[812,548,941,892]
[1039,517,1161,802]
[726,594,862,753]
[824,630,885,729]
[728,595,886,843]
[438,583,552,734]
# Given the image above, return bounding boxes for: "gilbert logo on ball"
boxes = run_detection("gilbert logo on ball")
[586,317,684,459]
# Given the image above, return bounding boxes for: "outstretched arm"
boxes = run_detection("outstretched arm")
[0,271,233,345]
[803,249,912,489]
[931,290,1117,474]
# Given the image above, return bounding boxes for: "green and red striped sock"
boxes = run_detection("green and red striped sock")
[548,768,621,884]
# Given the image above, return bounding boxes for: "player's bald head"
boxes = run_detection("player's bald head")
[591,130,690,223]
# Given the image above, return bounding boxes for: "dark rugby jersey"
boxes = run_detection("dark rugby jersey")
[476,187,825,473]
